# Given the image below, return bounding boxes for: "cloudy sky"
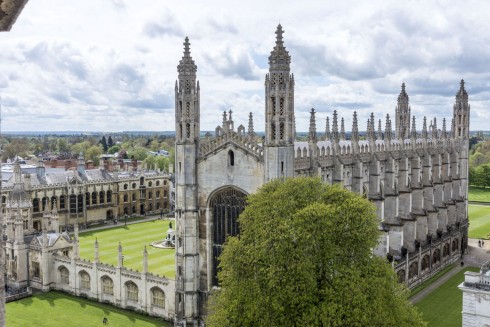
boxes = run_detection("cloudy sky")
[0,0,489,132]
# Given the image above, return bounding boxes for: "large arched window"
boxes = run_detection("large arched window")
[79,271,90,290]
[101,276,114,295]
[151,287,165,308]
[124,194,128,203]
[99,191,105,204]
[125,281,138,302]
[59,266,69,284]
[92,192,97,205]
[85,192,90,206]
[210,188,247,286]
[107,190,112,203]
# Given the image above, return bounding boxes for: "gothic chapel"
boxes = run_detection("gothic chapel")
[174,25,469,325]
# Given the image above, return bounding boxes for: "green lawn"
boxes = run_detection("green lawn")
[468,186,490,202]
[6,291,171,327]
[410,263,456,298]
[468,204,490,239]
[78,220,175,278]
[415,267,479,327]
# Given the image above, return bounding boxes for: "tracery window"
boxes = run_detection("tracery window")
[186,102,190,117]
[271,96,276,115]
[279,122,284,140]
[60,267,69,284]
[80,271,90,290]
[99,191,105,204]
[151,287,165,308]
[211,188,247,286]
[126,282,138,301]
[271,123,276,141]
[102,276,114,295]
[92,192,97,205]
[279,97,284,115]
[186,123,191,138]
[59,195,66,209]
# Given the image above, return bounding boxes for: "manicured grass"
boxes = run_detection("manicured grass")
[468,186,490,202]
[6,291,171,327]
[410,263,456,298]
[415,267,479,327]
[78,220,175,278]
[468,204,490,239]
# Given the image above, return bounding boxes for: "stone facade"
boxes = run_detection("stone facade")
[174,25,470,325]
[1,155,170,231]
[1,159,175,321]
[459,261,490,326]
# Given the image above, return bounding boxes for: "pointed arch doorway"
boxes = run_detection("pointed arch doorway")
[210,187,247,286]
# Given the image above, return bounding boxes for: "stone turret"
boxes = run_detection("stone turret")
[264,24,295,181]
[453,79,470,139]
[395,83,411,139]
[174,36,201,326]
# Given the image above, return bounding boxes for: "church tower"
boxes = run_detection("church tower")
[453,79,470,139]
[264,24,295,181]
[395,83,411,140]
[174,37,201,326]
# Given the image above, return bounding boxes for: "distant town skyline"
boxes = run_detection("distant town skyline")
[1,0,489,132]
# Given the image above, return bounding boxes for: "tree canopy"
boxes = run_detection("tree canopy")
[206,177,425,327]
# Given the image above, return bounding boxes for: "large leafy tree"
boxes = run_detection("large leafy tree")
[207,178,425,327]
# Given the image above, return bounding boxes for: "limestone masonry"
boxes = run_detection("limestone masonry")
[174,25,469,325]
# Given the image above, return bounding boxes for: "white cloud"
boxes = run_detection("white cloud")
[0,0,488,132]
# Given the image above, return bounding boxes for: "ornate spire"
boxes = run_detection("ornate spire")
[432,118,438,139]
[377,119,382,140]
[143,246,148,274]
[422,116,428,139]
[325,117,331,141]
[222,111,227,129]
[411,116,417,139]
[442,118,447,138]
[399,82,408,101]
[385,114,392,140]
[332,110,339,142]
[351,111,359,142]
[268,24,291,71]
[396,82,411,139]
[118,242,123,267]
[248,112,254,138]
[456,79,468,99]
[368,112,375,141]
[340,117,346,141]
[308,108,317,142]
[177,37,197,75]
[94,238,99,263]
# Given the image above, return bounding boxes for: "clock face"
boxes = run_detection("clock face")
[22,211,28,218]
